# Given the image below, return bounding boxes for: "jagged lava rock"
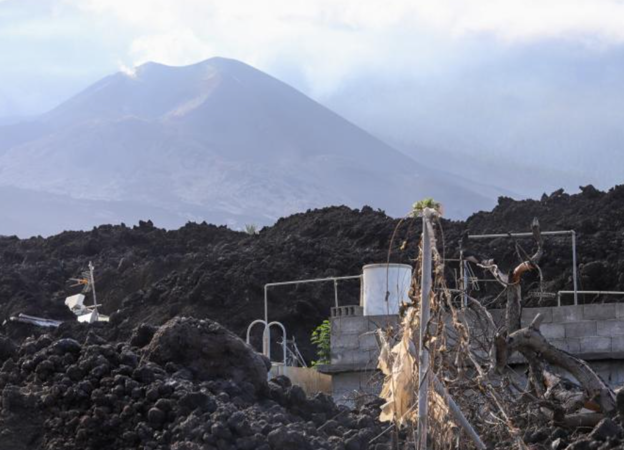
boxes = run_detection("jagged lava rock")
[144,317,269,392]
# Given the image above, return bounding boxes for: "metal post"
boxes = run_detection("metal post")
[459,251,464,301]
[433,377,486,449]
[462,258,469,309]
[418,209,433,450]
[572,231,578,306]
[268,321,287,365]
[262,275,361,353]
[360,276,363,307]
[468,229,578,308]
[88,261,97,309]
[263,285,269,356]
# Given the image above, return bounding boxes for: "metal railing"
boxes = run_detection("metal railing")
[260,275,362,359]
[557,290,624,307]
[263,275,362,326]
[467,230,579,306]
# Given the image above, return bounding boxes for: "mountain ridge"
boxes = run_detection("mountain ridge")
[0,57,499,236]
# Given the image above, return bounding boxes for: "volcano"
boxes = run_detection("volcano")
[0,57,495,236]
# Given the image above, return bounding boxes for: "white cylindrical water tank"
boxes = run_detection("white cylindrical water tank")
[362,263,413,316]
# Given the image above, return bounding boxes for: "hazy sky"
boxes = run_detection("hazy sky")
[1,0,624,189]
[2,0,624,111]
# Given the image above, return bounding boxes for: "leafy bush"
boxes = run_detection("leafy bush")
[311,319,331,367]
[412,197,441,216]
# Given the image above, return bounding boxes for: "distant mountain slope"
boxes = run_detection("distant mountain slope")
[389,140,583,201]
[0,57,497,236]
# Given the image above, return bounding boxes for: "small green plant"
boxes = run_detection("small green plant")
[244,223,258,235]
[311,319,331,367]
[412,197,441,216]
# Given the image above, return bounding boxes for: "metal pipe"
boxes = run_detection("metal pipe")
[433,377,486,449]
[557,290,624,306]
[262,274,361,357]
[468,230,575,239]
[462,260,469,308]
[268,321,287,364]
[264,275,362,289]
[246,319,267,346]
[88,261,98,309]
[418,209,434,450]
[459,251,464,296]
[263,326,270,357]
[461,278,504,283]
[263,285,269,355]
[263,275,361,336]
[468,229,580,307]
[558,290,624,295]
[572,231,578,306]
[359,276,363,307]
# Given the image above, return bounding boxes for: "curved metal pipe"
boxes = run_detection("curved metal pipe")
[246,319,267,349]
[268,321,287,364]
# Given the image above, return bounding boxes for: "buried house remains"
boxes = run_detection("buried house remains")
[257,208,624,448]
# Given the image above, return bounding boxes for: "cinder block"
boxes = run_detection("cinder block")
[552,305,584,323]
[611,337,624,353]
[330,349,350,365]
[583,304,616,321]
[359,333,379,351]
[331,347,374,366]
[550,338,581,354]
[332,333,360,350]
[597,320,624,337]
[564,321,597,338]
[367,350,381,366]
[611,362,624,385]
[355,349,376,366]
[579,336,612,354]
[331,316,368,336]
[616,304,624,319]
[540,323,565,340]
[522,308,553,326]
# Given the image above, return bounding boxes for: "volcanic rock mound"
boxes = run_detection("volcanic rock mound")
[0,317,390,450]
[144,317,269,393]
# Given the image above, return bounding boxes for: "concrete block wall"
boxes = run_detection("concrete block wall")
[327,304,624,404]
[332,371,384,407]
[492,304,624,357]
[330,315,399,367]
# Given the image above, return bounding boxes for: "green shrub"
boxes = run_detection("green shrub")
[412,197,441,216]
[311,319,331,367]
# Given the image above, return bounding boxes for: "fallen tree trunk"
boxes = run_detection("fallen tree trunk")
[467,218,616,415]
[501,314,616,414]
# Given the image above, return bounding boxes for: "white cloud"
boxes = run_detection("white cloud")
[64,0,624,70]
[67,0,624,41]
[49,0,624,96]
[129,29,215,66]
